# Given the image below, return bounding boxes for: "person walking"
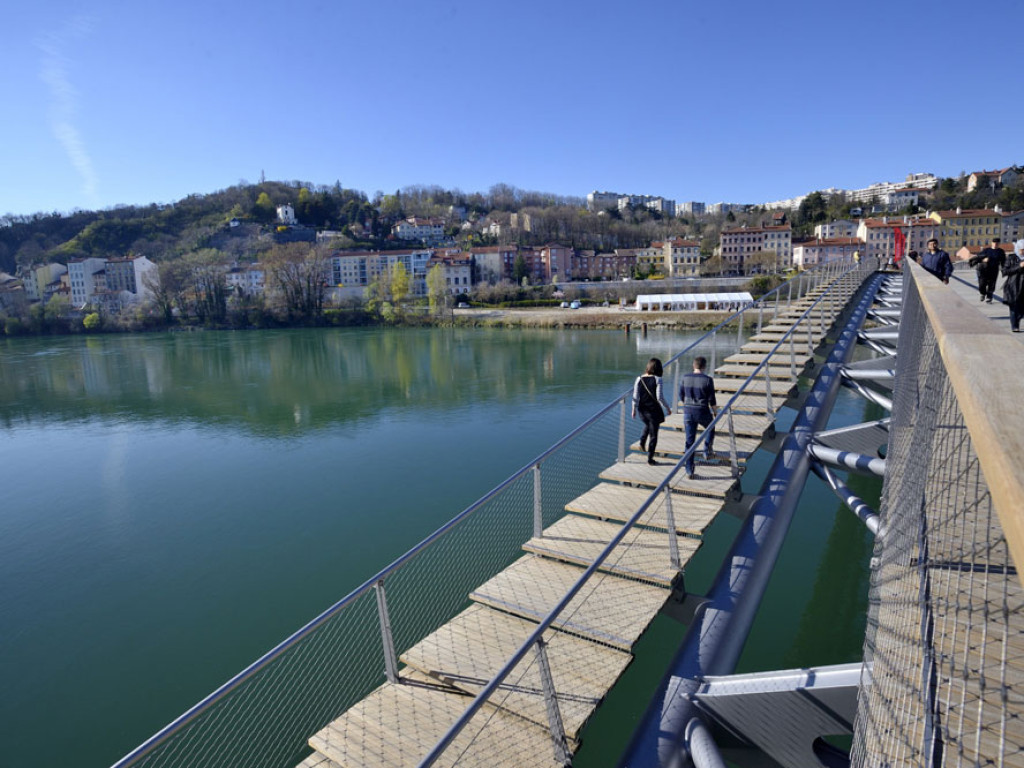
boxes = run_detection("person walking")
[1001,240,1024,333]
[919,239,953,284]
[969,237,1006,302]
[632,357,672,466]
[680,356,718,479]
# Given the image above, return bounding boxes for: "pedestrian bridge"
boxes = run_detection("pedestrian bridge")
[110,259,1024,768]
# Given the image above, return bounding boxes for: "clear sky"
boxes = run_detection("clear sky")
[3,0,1022,218]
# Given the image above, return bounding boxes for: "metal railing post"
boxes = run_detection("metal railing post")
[672,362,682,412]
[819,301,825,336]
[765,374,775,422]
[534,639,571,767]
[789,334,797,380]
[374,580,400,684]
[791,277,797,306]
[807,316,814,355]
[618,399,627,463]
[664,486,681,570]
[736,311,744,347]
[727,411,740,478]
[534,464,543,538]
[757,304,763,335]
[710,330,717,373]
[773,290,779,323]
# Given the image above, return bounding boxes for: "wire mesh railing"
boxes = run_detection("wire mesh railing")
[851,262,1024,767]
[111,259,870,768]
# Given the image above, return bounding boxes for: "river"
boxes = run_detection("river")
[0,326,878,767]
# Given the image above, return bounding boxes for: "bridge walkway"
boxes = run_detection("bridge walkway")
[298,271,869,767]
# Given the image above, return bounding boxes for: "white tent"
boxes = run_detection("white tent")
[634,292,755,312]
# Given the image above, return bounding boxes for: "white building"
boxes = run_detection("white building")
[67,258,106,308]
[814,220,859,239]
[277,204,297,224]
[678,201,706,216]
[587,191,621,211]
[1001,210,1024,244]
[393,217,445,243]
[330,249,434,297]
[792,238,864,269]
[224,264,265,296]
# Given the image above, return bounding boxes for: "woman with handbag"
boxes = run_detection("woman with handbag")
[631,357,672,466]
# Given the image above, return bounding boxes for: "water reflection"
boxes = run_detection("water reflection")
[0,328,693,436]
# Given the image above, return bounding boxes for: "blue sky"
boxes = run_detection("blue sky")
[3,0,1022,217]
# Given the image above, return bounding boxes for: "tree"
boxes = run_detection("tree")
[426,264,447,316]
[262,243,330,323]
[390,262,410,308]
[83,312,101,331]
[182,249,229,325]
[512,253,529,285]
[253,192,275,223]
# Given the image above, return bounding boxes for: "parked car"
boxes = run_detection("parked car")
[560,301,569,308]
[569,300,581,309]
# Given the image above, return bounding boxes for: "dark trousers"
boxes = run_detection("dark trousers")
[639,411,662,461]
[1011,306,1022,332]
[683,407,714,474]
[979,270,998,300]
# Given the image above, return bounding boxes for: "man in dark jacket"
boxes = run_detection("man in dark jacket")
[1002,241,1024,332]
[969,237,1006,302]
[919,239,953,283]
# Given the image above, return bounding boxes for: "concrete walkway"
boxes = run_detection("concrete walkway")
[945,261,1023,341]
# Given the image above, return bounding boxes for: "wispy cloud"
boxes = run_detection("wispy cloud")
[37,18,100,209]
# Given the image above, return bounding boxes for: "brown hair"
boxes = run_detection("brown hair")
[645,358,663,377]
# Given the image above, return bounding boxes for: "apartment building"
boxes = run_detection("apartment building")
[814,220,859,239]
[470,245,519,284]
[67,258,106,308]
[792,238,864,269]
[393,217,445,243]
[224,264,266,297]
[427,252,473,294]
[856,217,941,260]
[927,208,1002,252]
[330,249,433,296]
[719,224,792,273]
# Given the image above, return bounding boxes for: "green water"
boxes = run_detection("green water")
[0,327,878,767]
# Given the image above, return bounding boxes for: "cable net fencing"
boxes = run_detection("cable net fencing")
[851,270,1024,767]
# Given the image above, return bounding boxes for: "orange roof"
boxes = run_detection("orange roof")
[933,209,996,219]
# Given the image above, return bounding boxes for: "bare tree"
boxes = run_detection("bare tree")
[262,243,330,322]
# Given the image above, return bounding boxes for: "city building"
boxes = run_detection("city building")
[23,263,68,302]
[927,208,1003,253]
[719,224,792,273]
[67,258,106,308]
[678,201,706,216]
[966,167,1019,192]
[855,217,941,261]
[103,255,157,300]
[815,220,859,239]
[330,249,433,297]
[224,264,266,297]
[1002,210,1024,244]
[587,191,621,211]
[276,204,297,225]
[650,238,701,277]
[792,238,864,269]
[393,217,446,243]
[470,245,520,284]
[426,252,473,295]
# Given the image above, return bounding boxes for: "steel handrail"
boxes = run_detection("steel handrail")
[417,260,867,766]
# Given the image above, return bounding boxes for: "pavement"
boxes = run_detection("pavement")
[945,262,1024,342]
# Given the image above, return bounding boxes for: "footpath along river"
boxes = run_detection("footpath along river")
[0,326,878,766]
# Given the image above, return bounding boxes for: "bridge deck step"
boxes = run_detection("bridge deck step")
[663,410,773,436]
[565,482,722,535]
[309,669,558,768]
[399,603,631,740]
[469,554,669,651]
[599,454,740,499]
[715,364,800,380]
[630,431,760,461]
[523,514,700,586]
[723,352,813,367]
[710,377,796,396]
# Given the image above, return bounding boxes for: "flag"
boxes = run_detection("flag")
[893,227,906,259]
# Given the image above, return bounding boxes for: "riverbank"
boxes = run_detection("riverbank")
[449,306,731,330]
